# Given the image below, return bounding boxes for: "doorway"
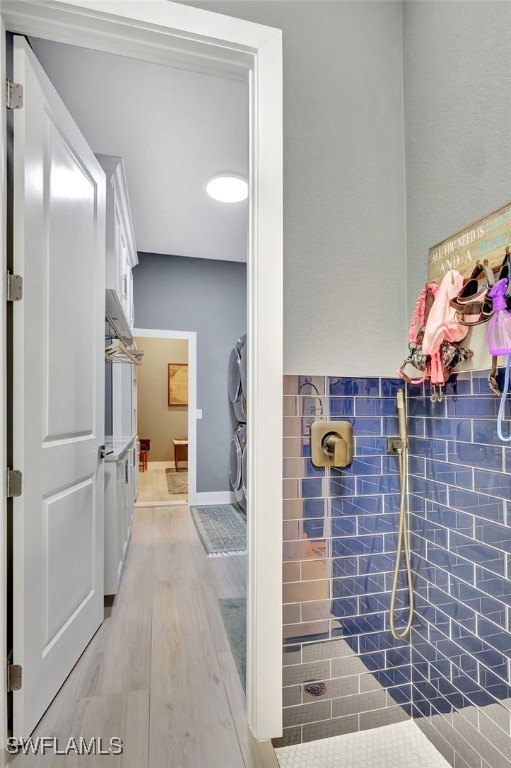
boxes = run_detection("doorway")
[135,330,197,507]
[138,337,189,504]
[0,0,283,746]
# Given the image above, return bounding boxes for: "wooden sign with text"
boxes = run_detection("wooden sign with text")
[428,201,511,284]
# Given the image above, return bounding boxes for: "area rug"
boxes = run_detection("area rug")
[219,597,246,691]
[165,468,188,495]
[190,504,246,556]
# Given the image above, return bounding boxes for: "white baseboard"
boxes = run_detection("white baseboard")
[188,491,236,506]
[135,500,187,508]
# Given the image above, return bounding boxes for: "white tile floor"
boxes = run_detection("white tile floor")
[275,720,451,768]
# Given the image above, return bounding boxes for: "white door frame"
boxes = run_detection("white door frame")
[134,328,197,505]
[0,0,283,746]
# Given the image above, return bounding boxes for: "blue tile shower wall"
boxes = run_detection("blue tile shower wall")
[281,375,411,746]
[408,370,511,768]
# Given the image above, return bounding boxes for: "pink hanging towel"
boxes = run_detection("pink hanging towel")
[422,270,468,355]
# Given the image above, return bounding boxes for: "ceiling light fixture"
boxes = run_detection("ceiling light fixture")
[206,174,248,203]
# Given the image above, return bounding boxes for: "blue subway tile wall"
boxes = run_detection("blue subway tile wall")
[409,370,511,768]
[280,375,411,747]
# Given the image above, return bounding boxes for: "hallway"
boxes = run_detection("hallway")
[11,507,277,767]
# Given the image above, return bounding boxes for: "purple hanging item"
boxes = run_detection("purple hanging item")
[487,279,511,356]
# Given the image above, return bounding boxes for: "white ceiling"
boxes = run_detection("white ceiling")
[30,38,249,262]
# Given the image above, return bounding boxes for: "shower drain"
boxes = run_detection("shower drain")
[303,681,327,697]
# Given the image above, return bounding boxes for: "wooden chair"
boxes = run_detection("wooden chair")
[139,438,150,472]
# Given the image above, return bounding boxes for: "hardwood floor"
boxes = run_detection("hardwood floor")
[10,507,278,768]
[136,465,188,505]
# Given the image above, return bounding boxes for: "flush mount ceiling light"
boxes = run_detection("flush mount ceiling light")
[206,174,248,203]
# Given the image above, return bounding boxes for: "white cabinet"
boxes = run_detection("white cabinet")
[97,154,137,337]
[104,439,136,595]
[101,154,138,595]
[112,362,135,443]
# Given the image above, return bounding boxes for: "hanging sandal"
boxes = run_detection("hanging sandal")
[450,264,488,297]
[452,298,494,326]
[450,262,497,326]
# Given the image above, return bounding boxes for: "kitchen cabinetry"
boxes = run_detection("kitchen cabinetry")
[101,153,139,595]
[104,439,136,595]
[97,154,137,337]
[112,361,135,443]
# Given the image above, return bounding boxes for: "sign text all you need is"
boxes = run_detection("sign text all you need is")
[428,201,511,284]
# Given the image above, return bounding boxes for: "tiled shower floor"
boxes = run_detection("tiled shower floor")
[274,720,450,768]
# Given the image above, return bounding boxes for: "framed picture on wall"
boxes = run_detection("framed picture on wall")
[168,363,188,406]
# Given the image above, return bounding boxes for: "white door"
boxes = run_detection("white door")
[11,36,106,737]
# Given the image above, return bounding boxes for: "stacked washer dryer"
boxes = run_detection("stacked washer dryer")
[228,335,247,513]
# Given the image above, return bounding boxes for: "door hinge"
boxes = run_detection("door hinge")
[7,272,23,302]
[7,469,22,498]
[5,79,23,110]
[7,663,22,692]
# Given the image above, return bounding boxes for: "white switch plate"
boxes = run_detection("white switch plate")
[196,409,203,419]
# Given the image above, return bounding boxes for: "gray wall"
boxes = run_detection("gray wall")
[133,253,246,493]
[404,1,511,315]
[183,1,407,377]
[34,2,408,376]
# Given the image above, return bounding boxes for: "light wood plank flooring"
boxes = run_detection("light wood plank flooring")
[136,466,188,505]
[10,506,278,768]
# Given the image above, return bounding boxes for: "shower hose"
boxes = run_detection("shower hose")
[389,435,415,640]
